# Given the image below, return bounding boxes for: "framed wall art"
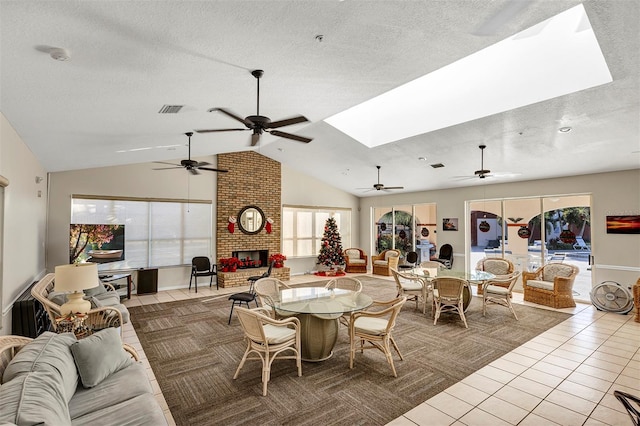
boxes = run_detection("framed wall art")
[606,215,640,234]
[443,218,458,231]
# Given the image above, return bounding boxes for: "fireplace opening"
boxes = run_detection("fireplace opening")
[232,250,269,268]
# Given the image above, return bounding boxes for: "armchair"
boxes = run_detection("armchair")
[31,273,126,338]
[523,263,579,308]
[475,257,515,295]
[343,248,368,273]
[371,249,400,276]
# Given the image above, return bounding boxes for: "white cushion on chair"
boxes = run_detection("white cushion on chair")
[485,285,509,295]
[373,260,388,266]
[526,280,554,291]
[401,281,422,291]
[353,317,387,335]
[349,259,366,264]
[263,324,296,344]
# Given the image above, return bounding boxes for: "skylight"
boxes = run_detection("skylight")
[325,4,612,148]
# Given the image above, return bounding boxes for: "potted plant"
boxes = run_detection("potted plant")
[219,257,241,272]
[269,253,287,268]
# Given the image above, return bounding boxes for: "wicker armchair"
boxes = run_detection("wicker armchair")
[476,257,515,295]
[31,273,125,338]
[523,263,579,308]
[371,249,400,276]
[343,248,368,273]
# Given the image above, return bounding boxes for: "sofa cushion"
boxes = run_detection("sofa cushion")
[92,291,120,306]
[526,279,554,291]
[83,281,108,297]
[542,264,574,282]
[70,328,133,388]
[48,290,68,306]
[68,362,152,420]
[385,251,399,261]
[3,332,78,403]
[71,393,167,426]
[0,370,71,426]
[344,249,361,258]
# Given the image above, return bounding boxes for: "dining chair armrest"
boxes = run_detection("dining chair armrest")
[259,311,300,329]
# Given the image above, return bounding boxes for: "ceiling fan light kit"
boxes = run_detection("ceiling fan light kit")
[196,69,312,146]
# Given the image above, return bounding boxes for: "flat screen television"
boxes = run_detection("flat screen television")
[69,224,125,264]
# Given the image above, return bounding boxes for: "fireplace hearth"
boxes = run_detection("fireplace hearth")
[232,249,269,268]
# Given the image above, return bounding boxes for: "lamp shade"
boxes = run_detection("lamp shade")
[55,263,100,292]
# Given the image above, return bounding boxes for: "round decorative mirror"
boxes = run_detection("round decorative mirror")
[238,205,265,235]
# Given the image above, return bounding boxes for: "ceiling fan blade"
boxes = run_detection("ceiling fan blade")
[208,108,254,127]
[195,161,211,167]
[269,130,312,143]
[251,132,261,146]
[153,161,181,166]
[198,167,229,173]
[152,166,183,170]
[265,115,309,129]
[189,168,199,175]
[383,186,404,190]
[195,128,247,134]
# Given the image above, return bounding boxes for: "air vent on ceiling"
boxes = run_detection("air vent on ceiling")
[158,105,184,114]
[430,163,445,168]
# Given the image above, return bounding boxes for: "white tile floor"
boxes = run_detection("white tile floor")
[121,274,639,426]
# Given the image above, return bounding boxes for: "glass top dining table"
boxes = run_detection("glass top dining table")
[265,287,373,362]
[268,287,373,316]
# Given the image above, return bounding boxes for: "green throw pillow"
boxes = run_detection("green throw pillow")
[70,328,132,388]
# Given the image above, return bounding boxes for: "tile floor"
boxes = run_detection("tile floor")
[121,274,639,426]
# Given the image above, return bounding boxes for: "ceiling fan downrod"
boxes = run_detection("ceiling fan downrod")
[252,69,263,116]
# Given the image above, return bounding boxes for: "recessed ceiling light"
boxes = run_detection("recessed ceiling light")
[49,48,70,61]
[418,156,427,161]
[558,126,572,133]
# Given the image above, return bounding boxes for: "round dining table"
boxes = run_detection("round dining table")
[409,268,495,311]
[265,286,373,362]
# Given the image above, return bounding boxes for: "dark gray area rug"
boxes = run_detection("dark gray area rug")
[129,276,571,426]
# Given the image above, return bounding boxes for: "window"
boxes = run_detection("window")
[71,196,212,268]
[282,206,351,258]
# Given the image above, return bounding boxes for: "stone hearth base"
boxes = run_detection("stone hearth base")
[217,267,290,288]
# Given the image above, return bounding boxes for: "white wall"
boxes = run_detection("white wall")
[0,113,48,334]
[281,164,361,275]
[359,170,640,287]
[47,158,218,291]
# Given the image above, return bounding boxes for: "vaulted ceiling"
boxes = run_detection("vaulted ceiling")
[1,1,638,196]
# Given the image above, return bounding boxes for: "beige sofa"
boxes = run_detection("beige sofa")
[0,330,167,426]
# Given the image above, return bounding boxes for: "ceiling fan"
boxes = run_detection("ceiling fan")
[366,166,404,191]
[475,144,492,179]
[195,69,312,146]
[153,132,229,175]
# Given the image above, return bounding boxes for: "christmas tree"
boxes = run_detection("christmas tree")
[317,217,345,268]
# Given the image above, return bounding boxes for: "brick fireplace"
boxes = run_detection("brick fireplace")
[216,151,287,287]
[232,249,269,268]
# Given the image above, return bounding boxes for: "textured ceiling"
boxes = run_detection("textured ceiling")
[0,0,638,196]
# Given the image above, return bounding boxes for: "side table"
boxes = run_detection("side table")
[99,273,132,299]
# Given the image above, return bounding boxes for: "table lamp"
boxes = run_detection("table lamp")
[55,263,100,315]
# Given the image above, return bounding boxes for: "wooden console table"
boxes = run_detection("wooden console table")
[217,267,290,288]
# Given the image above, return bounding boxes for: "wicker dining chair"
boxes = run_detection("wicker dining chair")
[475,257,515,295]
[233,307,302,396]
[482,271,521,320]
[325,277,363,326]
[349,296,407,377]
[432,277,468,328]
[391,268,428,314]
[254,277,291,318]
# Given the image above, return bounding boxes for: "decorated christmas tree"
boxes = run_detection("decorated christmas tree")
[317,217,345,268]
